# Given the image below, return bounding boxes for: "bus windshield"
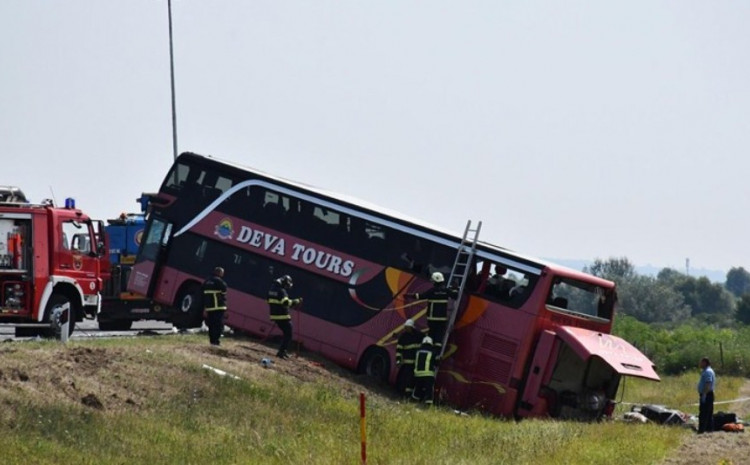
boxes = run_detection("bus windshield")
[547,277,615,321]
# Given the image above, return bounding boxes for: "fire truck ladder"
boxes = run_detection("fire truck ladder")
[439,220,482,359]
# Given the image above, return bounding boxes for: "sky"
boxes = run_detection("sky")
[2,1,749,276]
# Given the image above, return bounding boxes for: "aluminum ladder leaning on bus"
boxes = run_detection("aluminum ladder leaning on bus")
[439,220,482,360]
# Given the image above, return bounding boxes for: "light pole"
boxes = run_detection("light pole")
[168,0,178,160]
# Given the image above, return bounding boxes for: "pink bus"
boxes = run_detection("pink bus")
[129,152,659,419]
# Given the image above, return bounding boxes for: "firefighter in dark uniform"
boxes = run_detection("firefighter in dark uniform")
[202,266,228,346]
[268,275,302,359]
[395,319,423,396]
[411,336,438,404]
[406,272,457,354]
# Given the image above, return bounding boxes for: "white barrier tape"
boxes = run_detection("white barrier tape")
[619,397,750,408]
[688,397,750,407]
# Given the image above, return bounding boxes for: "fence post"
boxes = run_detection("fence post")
[719,342,724,369]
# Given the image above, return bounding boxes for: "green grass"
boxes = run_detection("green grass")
[0,336,742,465]
[617,372,745,417]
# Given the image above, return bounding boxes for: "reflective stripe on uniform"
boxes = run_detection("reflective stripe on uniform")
[414,350,435,377]
[204,290,227,311]
[426,299,448,321]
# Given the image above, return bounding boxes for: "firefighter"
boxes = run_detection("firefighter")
[202,266,228,346]
[268,274,302,359]
[405,272,457,354]
[395,319,423,396]
[411,336,437,405]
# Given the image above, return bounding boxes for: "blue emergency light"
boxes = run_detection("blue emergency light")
[64,198,76,209]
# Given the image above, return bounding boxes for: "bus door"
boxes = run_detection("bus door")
[127,217,173,298]
[517,330,560,418]
[521,326,659,419]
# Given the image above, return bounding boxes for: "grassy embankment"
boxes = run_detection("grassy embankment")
[0,335,740,465]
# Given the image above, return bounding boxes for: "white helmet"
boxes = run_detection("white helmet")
[430,272,445,283]
[278,275,293,288]
[404,319,415,328]
[422,336,433,345]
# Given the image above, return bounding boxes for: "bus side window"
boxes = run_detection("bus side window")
[214,176,233,193]
[262,191,288,226]
[164,163,190,191]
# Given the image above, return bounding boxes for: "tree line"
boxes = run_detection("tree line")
[584,257,750,326]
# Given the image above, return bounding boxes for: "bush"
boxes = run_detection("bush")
[613,316,750,376]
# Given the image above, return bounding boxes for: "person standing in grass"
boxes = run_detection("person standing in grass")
[268,274,302,359]
[411,336,438,405]
[202,267,228,346]
[697,357,716,433]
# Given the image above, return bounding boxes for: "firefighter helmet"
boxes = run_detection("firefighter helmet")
[422,336,433,345]
[279,275,293,288]
[404,319,415,328]
[430,272,445,283]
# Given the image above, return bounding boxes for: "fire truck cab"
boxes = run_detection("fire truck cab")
[0,186,106,338]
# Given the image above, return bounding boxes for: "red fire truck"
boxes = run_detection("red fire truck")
[0,186,106,338]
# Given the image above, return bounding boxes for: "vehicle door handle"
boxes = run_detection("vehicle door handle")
[60,264,71,269]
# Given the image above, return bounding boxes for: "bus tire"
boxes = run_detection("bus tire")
[174,282,203,329]
[98,319,133,331]
[358,347,391,383]
[45,294,76,339]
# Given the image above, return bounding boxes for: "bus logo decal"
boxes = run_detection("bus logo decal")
[214,218,234,240]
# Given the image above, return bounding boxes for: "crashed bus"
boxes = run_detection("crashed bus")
[128,152,659,420]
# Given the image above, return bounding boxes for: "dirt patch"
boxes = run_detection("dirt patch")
[175,338,392,400]
[661,379,750,465]
[0,333,393,425]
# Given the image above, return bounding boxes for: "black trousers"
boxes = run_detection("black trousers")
[698,391,714,433]
[396,364,415,396]
[206,310,225,345]
[428,320,447,349]
[412,375,435,404]
[275,319,293,355]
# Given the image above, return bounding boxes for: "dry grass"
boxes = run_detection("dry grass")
[0,334,729,464]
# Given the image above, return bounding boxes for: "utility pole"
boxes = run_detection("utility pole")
[168,0,178,160]
[686,258,690,276]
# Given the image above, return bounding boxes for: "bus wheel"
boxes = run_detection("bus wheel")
[175,282,202,329]
[358,347,391,383]
[45,294,75,339]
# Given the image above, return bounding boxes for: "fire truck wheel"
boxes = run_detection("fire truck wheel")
[358,347,391,383]
[174,283,202,329]
[45,294,75,339]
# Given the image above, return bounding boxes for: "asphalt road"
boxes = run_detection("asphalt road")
[0,319,178,341]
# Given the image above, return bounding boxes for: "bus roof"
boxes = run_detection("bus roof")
[176,152,612,284]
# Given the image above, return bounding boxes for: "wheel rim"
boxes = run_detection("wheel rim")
[49,304,66,337]
[181,294,194,313]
